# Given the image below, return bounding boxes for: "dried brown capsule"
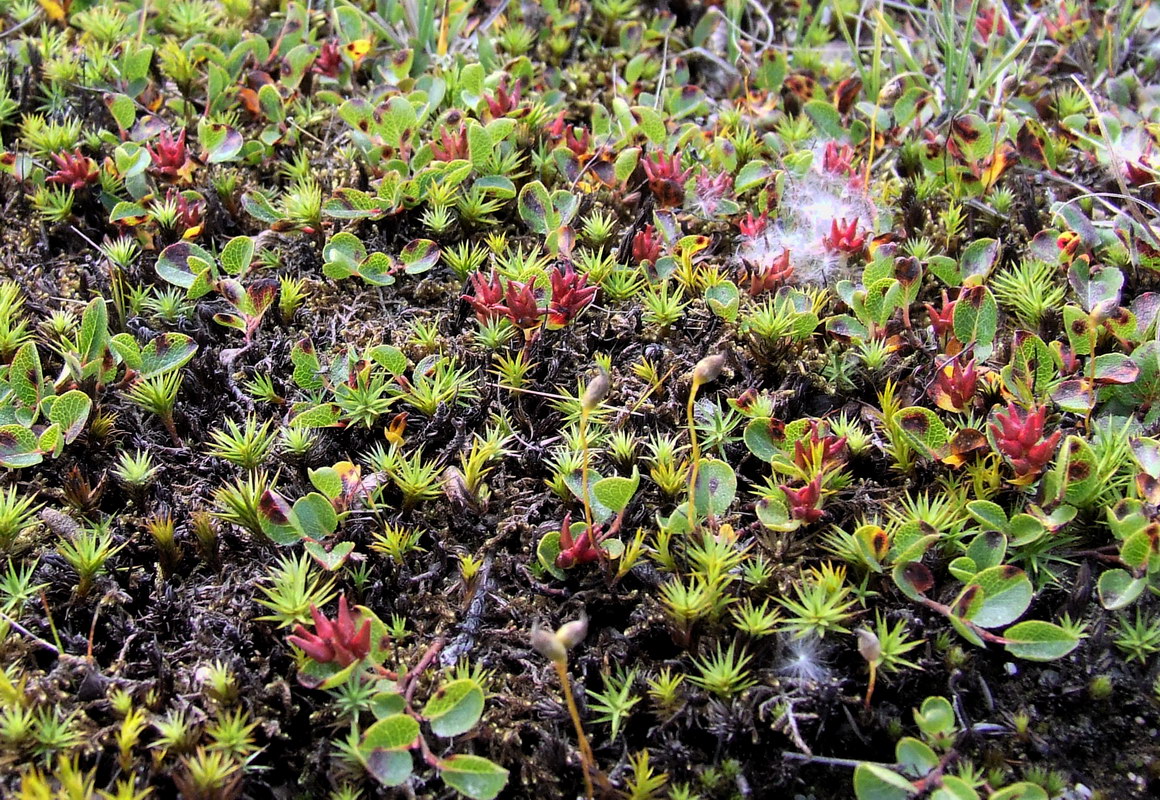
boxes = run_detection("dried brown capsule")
[581,370,610,413]
[692,353,726,386]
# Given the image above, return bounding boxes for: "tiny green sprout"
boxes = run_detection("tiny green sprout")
[742,554,774,589]
[0,704,35,749]
[940,201,967,243]
[444,241,489,280]
[615,528,648,583]
[212,470,273,539]
[641,281,688,329]
[659,576,712,647]
[386,614,408,640]
[32,707,82,762]
[206,708,258,758]
[113,449,157,500]
[280,426,316,459]
[498,21,536,54]
[1024,766,1069,797]
[693,399,743,454]
[146,512,180,575]
[101,235,140,270]
[0,486,40,552]
[574,248,617,285]
[420,203,456,235]
[175,747,241,798]
[408,317,442,350]
[1113,609,1160,663]
[1088,674,1113,700]
[57,521,124,598]
[199,659,238,706]
[370,523,424,562]
[331,672,378,719]
[646,666,685,717]
[245,373,282,405]
[631,357,664,393]
[645,433,688,498]
[456,186,504,227]
[258,247,283,269]
[587,667,640,742]
[144,287,193,322]
[278,276,307,323]
[778,564,856,639]
[281,178,323,230]
[581,210,617,246]
[990,257,1067,329]
[458,552,484,586]
[475,317,516,350]
[347,561,373,595]
[40,308,77,343]
[32,184,75,224]
[607,429,638,467]
[400,356,478,415]
[149,193,183,230]
[328,783,364,800]
[127,285,151,317]
[989,186,1016,215]
[689,642,755,698]
[484,231,508,254]
[386,448,443,509]
[190,510,218,564]
[828,412,871,456]
[152,709,198,755]
[125,371,184,444]
[855,337,894,373]
[115,706,149,770]
[492,349,537,390]
[732,598,781,638]
[255,552,336,628]
[108,687,135,717]
[622,749,667,800]
[207,415,278,471]
[601,265,645,301]
[773,113,814,147]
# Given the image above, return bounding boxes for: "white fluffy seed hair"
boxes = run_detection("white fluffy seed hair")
[776,633,832,685]
[737,165,881,285]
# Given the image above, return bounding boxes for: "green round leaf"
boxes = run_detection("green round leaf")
[693,458,736,517]
[537,531,567,580]
[363,749,413,787]
[438,754,510,800]
[156,241,214,290]
[0,425,42,469]
[743,417,783,462]
[48,390,92,444]
[592,467,640,514]
[1097,568,1146,610]
[853,763,916,800]
[965,565,1033,628]
[1002,620,1081,662]
[324,232,368,268]
[219,236,255,276]
[895,736,938,778]
[423,678,485,738]
[401,239,441,274]
[290,492,338,539]
[361,713,419,752]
